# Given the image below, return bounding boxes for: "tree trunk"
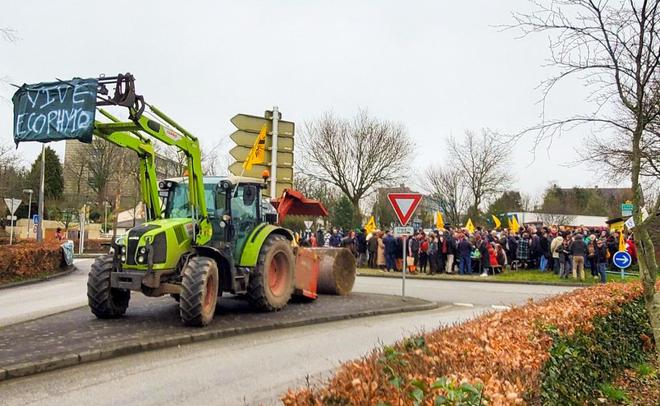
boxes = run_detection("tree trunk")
[630,127,659,360]
[351,198,362,228]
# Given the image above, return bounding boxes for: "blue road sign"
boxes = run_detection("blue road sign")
[32,214,39,224]
[613,251,632,269]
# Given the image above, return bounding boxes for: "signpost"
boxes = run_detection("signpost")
[387,192,423,299]
[228,111,295,198]
[621,203,634,217]
[4,198,21,245]
[612,250,632,280]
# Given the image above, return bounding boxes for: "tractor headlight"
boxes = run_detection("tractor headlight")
[121,255,126,262]
[139,247,146,254]
[121,246,126,254]
[137,255,145,264]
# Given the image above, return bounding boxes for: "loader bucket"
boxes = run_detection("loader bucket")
[293,247,320,299]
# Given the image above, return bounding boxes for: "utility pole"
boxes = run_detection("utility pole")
[270,106,279,198]
[37,144,45,242]
[23,189,33,239]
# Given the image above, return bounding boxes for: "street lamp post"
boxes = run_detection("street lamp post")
[22,189,33,239]
[103,201,110,235]
[37,144,45,242]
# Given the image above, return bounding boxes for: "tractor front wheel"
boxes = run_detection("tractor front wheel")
[248,234,295,311]
[179,256,219,327]
[87,254,130,318]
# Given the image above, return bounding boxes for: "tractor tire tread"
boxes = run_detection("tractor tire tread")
[87,254,129,318]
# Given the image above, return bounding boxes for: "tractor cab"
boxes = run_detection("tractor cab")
[159,175,270,262]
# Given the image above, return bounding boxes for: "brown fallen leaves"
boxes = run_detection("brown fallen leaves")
[282,282,648,406]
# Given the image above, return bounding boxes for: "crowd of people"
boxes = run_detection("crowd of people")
[300,224,637,283]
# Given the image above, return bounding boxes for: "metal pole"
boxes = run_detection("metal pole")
[26,191,32,238]
[402,234,407,299]
[37,144,45,242]
[270,106,279,198]
[79,206,85,255]
[8,200,14,245]
[104,202,108,235]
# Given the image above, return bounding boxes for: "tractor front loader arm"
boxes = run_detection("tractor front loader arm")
[93,109,161,221]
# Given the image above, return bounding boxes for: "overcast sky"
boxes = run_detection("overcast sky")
[0,0,620,199]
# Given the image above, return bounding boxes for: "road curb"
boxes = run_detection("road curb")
[357,271,590,288]
[0,298,438,382]
[0,265,79,291]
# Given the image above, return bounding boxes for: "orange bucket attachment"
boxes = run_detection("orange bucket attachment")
[293,247,319,299]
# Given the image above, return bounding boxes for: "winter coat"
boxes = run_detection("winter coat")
[368,235,379,253]
[457,239,472,257]
[356,232,367,253]
[384,235,398,255]
[517,238,530,260]
[569,236,587,256]
[487,245,498,267]
[595,244,608,264]
[550,236,564,259]
[377,238,386,266]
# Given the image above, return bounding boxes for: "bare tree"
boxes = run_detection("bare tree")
[86,139,129,203]
[423,166,470,226]
[512,0,660,350]
[537,212,576,227]
[299,110,414,221]
[447,129,512,216]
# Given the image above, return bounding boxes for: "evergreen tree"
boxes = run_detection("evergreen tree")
[330,195,355,231]
[27,146,64,200]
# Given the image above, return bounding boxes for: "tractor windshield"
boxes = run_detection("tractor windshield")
[164,182,216,219]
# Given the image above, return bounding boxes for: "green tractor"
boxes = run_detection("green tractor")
[82,74,298,326]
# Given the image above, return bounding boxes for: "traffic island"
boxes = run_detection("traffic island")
[0,292,437,381]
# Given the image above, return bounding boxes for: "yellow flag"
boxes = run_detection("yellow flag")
[365,216,376,235]
[618,231,626,252]
[511,215,520,233]
[243,124,268,171]
[465,218,475,234]
[436,211,445,229]
[491,214,501,229]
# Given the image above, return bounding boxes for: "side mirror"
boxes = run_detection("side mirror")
[218,180,232,192]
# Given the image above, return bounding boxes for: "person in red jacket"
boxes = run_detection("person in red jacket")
[486,243,498,275]
[626,234,637,264]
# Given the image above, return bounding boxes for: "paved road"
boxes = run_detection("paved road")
[0,259,93,327]
[0,267,575,406]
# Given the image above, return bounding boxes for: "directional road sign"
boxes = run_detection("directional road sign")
[230,130,294,151]
[387,193,423,226]
[621,203,633,217]
[228,162,293,182]
[230,114,295,137]
[612,251,632,269]
[229,146,294,167]
[32,214,40,224]
[3,198,21,215]
[393,226,414,237]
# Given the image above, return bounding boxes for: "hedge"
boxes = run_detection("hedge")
[0,241,65,284]
[282,282,655,405]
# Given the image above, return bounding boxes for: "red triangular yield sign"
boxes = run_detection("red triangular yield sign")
[387,193,423,226]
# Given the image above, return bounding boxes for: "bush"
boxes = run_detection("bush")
[540,299,651,404]
[0,241,65,284]
[282,283,655,405]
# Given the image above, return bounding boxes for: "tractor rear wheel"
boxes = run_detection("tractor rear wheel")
[248,234,295,311]
[87,254,130,318]
[179,256,219,327]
